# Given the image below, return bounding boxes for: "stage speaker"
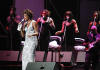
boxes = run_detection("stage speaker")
[26,62,60,70]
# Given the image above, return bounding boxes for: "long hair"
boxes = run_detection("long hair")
[97,11,100,22]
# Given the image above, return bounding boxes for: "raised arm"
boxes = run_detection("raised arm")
[20,22,27,38]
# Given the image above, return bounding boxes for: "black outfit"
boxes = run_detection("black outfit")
[38,20,54,51]
[39,22,50,51]
[38,19,55,61]
[7,16,21,50]
[63,21,75,51]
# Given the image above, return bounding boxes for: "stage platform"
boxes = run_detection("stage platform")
[0,51,100,70]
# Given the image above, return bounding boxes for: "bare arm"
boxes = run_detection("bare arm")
[87,22,92,35]
[20,22,26,38]
[55,22,64,35]
[20,29,25,38]
[49,18,55,28]
[71,19,79,33]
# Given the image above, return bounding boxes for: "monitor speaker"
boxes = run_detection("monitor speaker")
[26,62,60,70]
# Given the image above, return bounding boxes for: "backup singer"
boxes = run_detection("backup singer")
[87,11,99,42]
[37,9,55,51]
[55,11,79,51]
[85,11,100,70]
[18,9,38,70]
[7,6,21,50]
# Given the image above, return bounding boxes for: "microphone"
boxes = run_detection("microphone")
[20,18,24,23]
[42,16,47,21]
[43,16,45,18]
[94,16,96,19]
[66,16,69,21]
[42,16,45,19]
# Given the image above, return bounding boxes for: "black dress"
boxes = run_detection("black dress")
[38,22,51,51]
[63,22,75,51]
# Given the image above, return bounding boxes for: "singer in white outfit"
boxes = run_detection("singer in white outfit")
[18,9,38,70]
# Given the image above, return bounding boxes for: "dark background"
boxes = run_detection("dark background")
[44,0,80,32]
[0,0,13,50]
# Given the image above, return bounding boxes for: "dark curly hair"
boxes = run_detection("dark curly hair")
[64,11,73,21]
[24,9,33,20]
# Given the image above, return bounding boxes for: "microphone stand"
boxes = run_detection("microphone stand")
[93,17,96,26]
[38,20,43,51]
[63,23,66,51]
[38,22,43,39]
[63,19,68,51]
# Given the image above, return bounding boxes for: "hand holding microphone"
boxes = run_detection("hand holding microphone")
[17,18,24,31]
